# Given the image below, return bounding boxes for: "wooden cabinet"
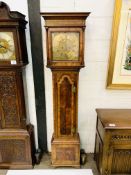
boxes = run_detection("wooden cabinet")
[41,13,90,167]
[95,109,131,175]
[0,2,34,169]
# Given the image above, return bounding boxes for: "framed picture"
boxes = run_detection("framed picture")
[107,0,131,89]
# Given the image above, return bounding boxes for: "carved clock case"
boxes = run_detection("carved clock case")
[0,2,34,169]
[42,13,90,167]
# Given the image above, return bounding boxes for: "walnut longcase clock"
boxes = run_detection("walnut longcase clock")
[0,2,34,169]
[42,13,90,167]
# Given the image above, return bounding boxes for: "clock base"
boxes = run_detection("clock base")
[51,133,80,168]
[0,125,35,169]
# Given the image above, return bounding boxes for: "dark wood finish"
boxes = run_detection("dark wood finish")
[0,127,33,169]
[53,71,78,138]
[0,69,26,129]
[95,109,131,175]
[27,0,47,152]
[42,13,90,167]
[0,2,34,169]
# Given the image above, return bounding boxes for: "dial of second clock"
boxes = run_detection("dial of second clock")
[0,32,16,60]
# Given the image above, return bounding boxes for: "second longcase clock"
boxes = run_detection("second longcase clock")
[0,2,34,168]
[42,13,90,167]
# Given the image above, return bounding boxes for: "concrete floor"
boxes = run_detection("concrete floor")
[0,153,130,175]
[0,153,99,175]
[35,153,99,174]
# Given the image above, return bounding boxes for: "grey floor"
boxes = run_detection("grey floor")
[35,153,99,174]
[0,153,99,175]
[0,153,130,175]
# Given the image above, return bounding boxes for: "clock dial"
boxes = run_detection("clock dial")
[0,32,16,60]
[52,32,79,61]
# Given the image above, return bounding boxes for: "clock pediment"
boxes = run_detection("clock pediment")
[0,2,10,19]
[0,2,26,22]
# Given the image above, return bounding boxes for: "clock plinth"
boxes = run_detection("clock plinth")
[0,126,33,169]
[42,12,90,167]
[51,134,80,168]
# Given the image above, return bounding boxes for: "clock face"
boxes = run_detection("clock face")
[52,32,80,61]
[0,32,16,61]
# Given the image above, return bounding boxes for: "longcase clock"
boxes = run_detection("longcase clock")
[0,2,34,169]
[42,13,90,167]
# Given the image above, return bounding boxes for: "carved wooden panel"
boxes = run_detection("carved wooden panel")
[53,71,78,138]
[0,70,26,129]
[112,149,131,173]
[0,140,26,162]
[0,71,20,128]
[0,129,32,168]
[112,135,131,141]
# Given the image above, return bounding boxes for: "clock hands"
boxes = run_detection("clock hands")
[0,44,7,49]
[0,43,13,52]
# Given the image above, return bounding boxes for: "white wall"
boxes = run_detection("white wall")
[40,0,131,152]
[3,0,38,148]
[4,0,131,153]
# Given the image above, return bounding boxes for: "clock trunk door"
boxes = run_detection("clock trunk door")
[53,71,78,138]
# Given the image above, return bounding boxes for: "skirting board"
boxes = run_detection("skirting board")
[7,169,93,175]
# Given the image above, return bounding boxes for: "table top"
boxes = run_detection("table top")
[96,109,131,129]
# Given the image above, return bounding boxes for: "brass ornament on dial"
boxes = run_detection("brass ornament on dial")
[52,32,80,61]
[0,32,16,60]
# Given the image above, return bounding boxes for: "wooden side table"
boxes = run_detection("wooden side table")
[94,109,131,175]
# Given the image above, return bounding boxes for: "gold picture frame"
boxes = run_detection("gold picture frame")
[107,0,131,89]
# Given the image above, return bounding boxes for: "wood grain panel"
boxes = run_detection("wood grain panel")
[51,134,80,167]
[53,71,78,138]
[112,149,131,173]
